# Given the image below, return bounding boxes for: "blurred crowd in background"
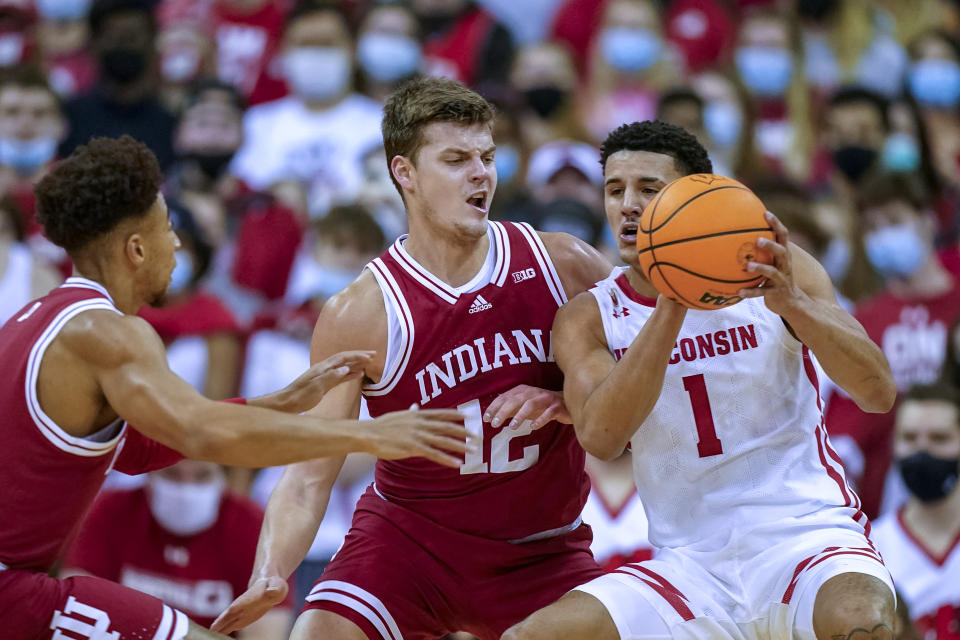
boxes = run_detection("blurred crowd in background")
[2,0,960,638]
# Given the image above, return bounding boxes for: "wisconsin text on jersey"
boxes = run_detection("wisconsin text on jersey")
[414,329,554,404]
[612,324,759,362]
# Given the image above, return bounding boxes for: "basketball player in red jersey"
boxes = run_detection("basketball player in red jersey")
[0,135,470,640]
[214,77,613,640]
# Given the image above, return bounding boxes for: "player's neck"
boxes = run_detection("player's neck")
[624,266,659,299]
[70,263,142,314]
[403,225,490,288]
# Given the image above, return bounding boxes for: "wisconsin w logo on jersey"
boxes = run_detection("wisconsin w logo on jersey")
[469,295,493,313]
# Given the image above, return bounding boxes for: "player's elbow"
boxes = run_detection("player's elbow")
[577,426,626,461]
[854,375,897,414]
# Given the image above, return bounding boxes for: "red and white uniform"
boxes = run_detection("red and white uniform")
[66,487,290,629]
[872,510,960,639]
[304,222,603,640]
[582,484,653,572]
[0,277,188,640]
[572,269,893,640]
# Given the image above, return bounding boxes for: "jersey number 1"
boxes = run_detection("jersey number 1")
[681,374,723,458]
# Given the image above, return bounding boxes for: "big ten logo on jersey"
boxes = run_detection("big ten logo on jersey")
[414,329,554,405]
[882,306,947,388]
[458,398,539,475]
[49,596,120,640]
[512,267,536,284]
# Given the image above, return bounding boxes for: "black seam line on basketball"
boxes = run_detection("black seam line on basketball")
[653,261,705,309]
[637,227,773,256]
[648,261,764,284]
[647,185,750,233]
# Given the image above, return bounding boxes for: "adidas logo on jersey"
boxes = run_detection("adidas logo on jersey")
[469,295,493,313]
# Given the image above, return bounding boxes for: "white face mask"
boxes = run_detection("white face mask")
[148,475,224,536]
[283,47,352,101]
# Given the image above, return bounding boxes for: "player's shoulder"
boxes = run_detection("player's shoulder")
[536,230,614,298]
[554,288,603,334]
[58,310,162,366]
[310,269,386,355]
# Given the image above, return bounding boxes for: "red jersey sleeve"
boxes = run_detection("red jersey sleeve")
[115,398,247,474]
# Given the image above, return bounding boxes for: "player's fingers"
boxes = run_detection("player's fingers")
[506,399,541,429]
[419,446,467,468]
[756,236,787,259]
[745,262,782,282]
[535,401,571,428]
[488,395,526,428]
[415,408,467,422]
[423,420,475,443]
[764,211,789,245]
[482,392,510,422]
[737,286,767,299]
[421,433,471,454]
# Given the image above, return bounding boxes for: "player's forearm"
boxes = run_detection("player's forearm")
[253,467,336,580]
[781,296,895,413]
[175,401,372,466]
[578,306,685,459]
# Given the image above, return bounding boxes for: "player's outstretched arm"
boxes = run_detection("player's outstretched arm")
[554,291,687,460]
[738,212,896,413]
[68,311,470,467]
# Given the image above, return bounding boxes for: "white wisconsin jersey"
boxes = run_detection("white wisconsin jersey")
[590,268,868,551]
[871,511,960,625]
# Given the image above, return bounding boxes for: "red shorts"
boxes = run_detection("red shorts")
[0,568,188,640]
[301,486,603,640]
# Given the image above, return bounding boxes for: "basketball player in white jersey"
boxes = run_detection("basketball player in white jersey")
[501,120,899,640]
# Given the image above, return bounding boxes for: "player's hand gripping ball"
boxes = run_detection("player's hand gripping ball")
[636,174,774,310]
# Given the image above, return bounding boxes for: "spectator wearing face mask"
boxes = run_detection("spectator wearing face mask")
[59,0,177,170]
[137,202,243,403]
[33,0,98,98]
[582,0,680,143]
[906,29,960,195]
[825,171,960,521]
[733,7,815,182]
[689,67,765,182]
[820,87,890,198]
[230,2,383,219]
[0,195,61,325]
[508,41,590,154]
[356,2,423,104]
[65,459,294,640]
[871,384,960,640]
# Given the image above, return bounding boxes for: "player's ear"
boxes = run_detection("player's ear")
[391,155,414,194]
[124,232,146,268]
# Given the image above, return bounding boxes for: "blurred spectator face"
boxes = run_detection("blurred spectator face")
[282,10,353,102]
[0,83,64,174]
[174,87,244,180]
[599,0,663,75]
[908,33,960,110]
[658,95,705,143]
[527,141,603,238]
[157,23,211,86]
[894,398,960,504]
[357,5,421,85]
[93,8,155,86]
[691,71,744,151]
[147,460,226,536]
[510,44,577,121]
[861,196,932,281]
[735,14,793,98]
[882,101,922,173]
[825,100,886,184]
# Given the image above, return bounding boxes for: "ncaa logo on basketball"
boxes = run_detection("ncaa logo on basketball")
[512,268,536,283]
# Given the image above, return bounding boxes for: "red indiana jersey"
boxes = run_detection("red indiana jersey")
[66,488,290,628]
[0,277,182,572]
[362,221,590,540]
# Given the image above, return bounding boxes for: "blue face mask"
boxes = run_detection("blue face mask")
[0,137,57,173]
[703,101,742,149]
[357,33,422,83]
[168,250,195,295]
[909,59,960,108]
[882,133,920,172]
[601,27,661,73]
[820,237,851,283]
[864,223,929,279]
[495,145,520,184]
[735,46,793,97]
[35,0,91,20]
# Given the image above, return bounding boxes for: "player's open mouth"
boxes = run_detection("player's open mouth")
[620,221,638,243]
[467,192,488,214]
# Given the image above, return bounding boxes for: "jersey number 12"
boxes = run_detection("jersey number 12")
[458,398,540,474]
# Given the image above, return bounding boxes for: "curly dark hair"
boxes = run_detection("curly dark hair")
[600,120,712,176]
[35,135,163,252]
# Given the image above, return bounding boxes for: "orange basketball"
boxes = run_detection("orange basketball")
[637,174,774,310]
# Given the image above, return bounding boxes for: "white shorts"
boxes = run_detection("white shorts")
[574,525,895,640]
